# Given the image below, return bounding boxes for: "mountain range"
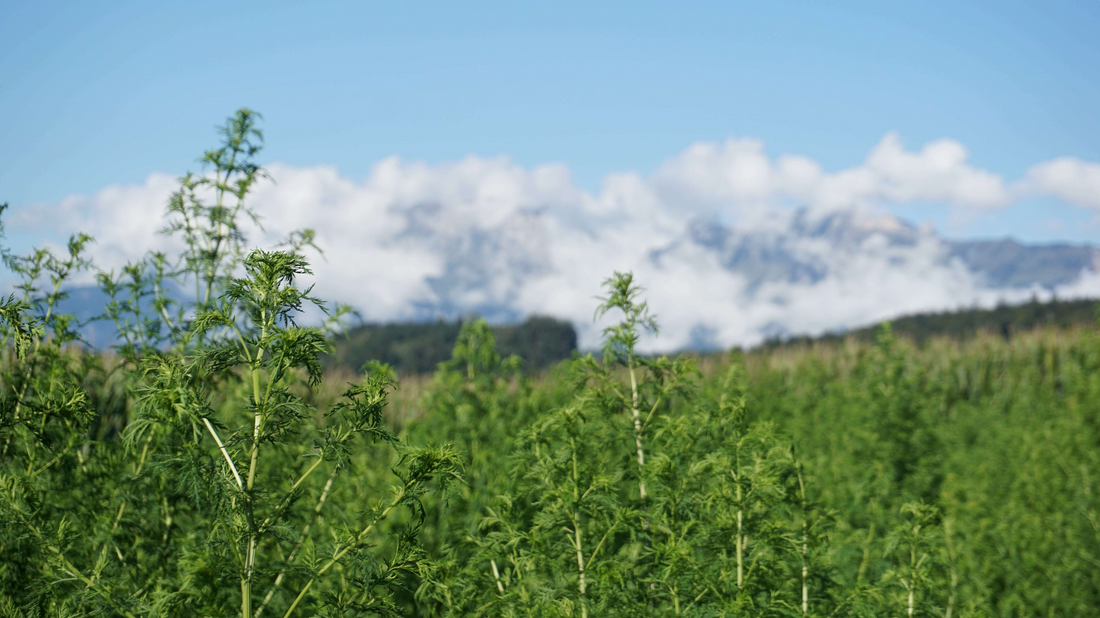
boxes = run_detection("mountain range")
[52,207,1100,352]
[673,209,1100,291]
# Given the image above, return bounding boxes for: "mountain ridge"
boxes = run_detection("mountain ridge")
[42,207,1100,352]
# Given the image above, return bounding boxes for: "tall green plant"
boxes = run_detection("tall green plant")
[420,273,842,618]
[0,112,460,618]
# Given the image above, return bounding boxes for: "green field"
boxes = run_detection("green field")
[2,111,1098,617]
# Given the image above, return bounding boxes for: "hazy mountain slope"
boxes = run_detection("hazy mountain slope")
[670,210,1099,293]
[758,296,1098,351]
[945,239,1100,288]
[49,208,1100,352]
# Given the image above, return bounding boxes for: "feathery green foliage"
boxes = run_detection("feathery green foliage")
[0,112,459,617]
[3,111,1100,617]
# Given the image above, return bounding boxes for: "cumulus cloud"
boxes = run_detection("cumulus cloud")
[1021,157,1100,210]
[652,133,1011,217]
[12,173,183,272]
[10,134,1100,351]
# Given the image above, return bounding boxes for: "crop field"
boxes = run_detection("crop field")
[2,111,1098,617]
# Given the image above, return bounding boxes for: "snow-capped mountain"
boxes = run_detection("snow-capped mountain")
[53,207,1100,353]
[19,144,1100,352]
[666,210,1100,292]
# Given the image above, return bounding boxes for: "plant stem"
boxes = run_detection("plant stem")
[628,355,659,606]
[627,361,647,504]
[490,559,505,594]
[260,457,325,531]
[2,369,34,459]
[243,359,265,618]
[856,523,875,583]
[570,437,588,618]
[945,518,958,618]
[735,456,743,590]
[249,363,264,490]
[203,417,244,490]
[282,485,407,618]
[255,467,336,618]
[797,463,808,616]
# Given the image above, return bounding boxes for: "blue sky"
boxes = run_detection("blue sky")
[5,0,1100,348]
[3,0,1100,244]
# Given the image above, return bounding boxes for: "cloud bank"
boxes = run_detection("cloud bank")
[12,134,1100,351]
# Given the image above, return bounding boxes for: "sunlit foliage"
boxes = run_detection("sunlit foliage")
[2,110,1098,617]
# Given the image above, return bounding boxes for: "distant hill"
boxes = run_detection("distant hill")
[44,269,1100,364]
[329,298,1100,375]
[666,210,1100,295]
[757,296,1100,350]
[32,206,1100,353]
[944,239,1100,288]
[328,315,577,375]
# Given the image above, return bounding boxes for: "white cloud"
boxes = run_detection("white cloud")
[860,134,1010,208]
[1022,157,1100,210]
[9,134,1100,352]
[652,132,1011,217]
[12,173,182,270]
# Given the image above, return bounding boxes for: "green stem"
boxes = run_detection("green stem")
[735,458,744,590]
[570,437,588,618]
[203,417,244,490]
[259,457,325,532]
[856,523,875,583]
[490,559,505,594]
[627,359,647,503]
[282,485,407,618]
[255,464,335,618]
[797,463,808,617]
[243,360,265,618]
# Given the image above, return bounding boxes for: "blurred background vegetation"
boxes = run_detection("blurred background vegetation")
[5,108,1099,617]
[327,315,577,375]
[324,295,1099,378]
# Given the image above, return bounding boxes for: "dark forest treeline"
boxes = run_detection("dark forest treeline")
[328,316,577,375]
[328,296,1099,377]
[760,295,1099,351]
